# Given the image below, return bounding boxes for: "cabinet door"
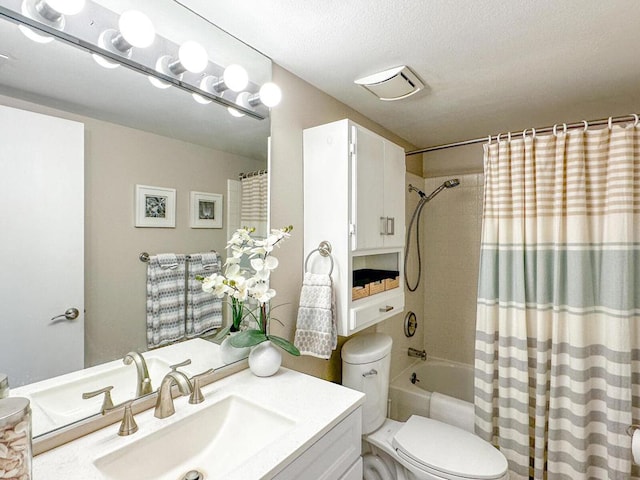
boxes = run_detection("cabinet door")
[353,125,385,251]
[383,140,406,248]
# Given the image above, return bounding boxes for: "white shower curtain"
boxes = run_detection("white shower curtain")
[475,123,640,479]
[240,171,268,237]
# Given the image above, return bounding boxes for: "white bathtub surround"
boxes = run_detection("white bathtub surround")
[422,173,483,366]
[476,126,640,479]
[34,368,364,479]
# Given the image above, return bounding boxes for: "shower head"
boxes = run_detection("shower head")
[424,178,460,201]
[408,184,426,198]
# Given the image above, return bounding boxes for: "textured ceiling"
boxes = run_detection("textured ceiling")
[178,0,640,149]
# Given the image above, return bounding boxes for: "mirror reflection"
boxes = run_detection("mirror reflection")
[0,0,271,437]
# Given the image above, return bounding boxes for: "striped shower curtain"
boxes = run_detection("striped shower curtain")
[240,172,268,237]
[475,123,640,479]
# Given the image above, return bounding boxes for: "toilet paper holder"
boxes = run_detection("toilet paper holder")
[626,424,640,436]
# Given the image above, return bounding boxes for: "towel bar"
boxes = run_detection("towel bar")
[304,241,334,276]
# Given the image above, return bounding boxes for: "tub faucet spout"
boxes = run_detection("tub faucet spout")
[408,348,427,361]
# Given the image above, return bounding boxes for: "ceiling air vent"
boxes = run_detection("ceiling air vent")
[354,65,424,101]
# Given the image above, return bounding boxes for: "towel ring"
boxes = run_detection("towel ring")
[304,241,334,276]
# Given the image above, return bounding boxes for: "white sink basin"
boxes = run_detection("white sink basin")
[29,357,172,424]
[93,394,295,480]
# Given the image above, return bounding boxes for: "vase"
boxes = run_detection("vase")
[220,332,250,365]
[248,341,282,377]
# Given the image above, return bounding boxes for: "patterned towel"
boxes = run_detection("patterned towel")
[146,254,186,348]
[294,272,337,359]
[186,252,222,337]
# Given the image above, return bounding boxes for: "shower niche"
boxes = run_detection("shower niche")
[303,119,405,336]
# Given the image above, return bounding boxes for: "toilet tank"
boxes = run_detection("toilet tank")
[342,333,392,434]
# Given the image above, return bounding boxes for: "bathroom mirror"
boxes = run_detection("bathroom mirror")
[0,0,271,437]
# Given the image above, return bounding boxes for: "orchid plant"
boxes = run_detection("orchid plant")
[200,226,300,356]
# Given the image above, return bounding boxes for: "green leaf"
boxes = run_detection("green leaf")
[268,335,301,356]
[229,329,268,348]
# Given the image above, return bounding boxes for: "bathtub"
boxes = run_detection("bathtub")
[389,357,474,431]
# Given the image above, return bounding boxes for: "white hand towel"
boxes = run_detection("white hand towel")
[201,252,219,270]
[186,253,222,337]
[294,272,337,359]
[146,254,186,348]
[157,253,178,269]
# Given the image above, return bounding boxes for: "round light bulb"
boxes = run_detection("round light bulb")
[227,107,245,118]
[92,53,119,69]
[46,0,85,15]
[119,10,155,49]
[223,64,248,92]
[192,93,211,105]
[178,41,208,73]
[259,82,282,107]
[149,76,171,89]
[18,24,53,43]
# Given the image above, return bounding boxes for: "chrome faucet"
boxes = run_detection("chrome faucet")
[123,351,153,397]
[154,370,193,419]
[408,347,427,361]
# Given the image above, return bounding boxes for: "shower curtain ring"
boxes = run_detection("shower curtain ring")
[497,133,502,143]
[582,120,588,132]
[562,123,567,134]
[632,114,639,127]
[507,132,511,142]
[531,128,536,138]
[553,124,558,136]
[523,129,528,140]
[608,117,613,129]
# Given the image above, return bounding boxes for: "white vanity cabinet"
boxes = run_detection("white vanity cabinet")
[272,408,362,480]
[303,119,405,337]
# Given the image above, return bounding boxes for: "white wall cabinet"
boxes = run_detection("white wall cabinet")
[303,119,405,337]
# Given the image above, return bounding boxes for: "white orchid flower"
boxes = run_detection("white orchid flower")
[250,282,276,304]
[201,273,227,298]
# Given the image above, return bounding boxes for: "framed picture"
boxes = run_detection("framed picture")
[135,185,176,228]
[190,191,223,228]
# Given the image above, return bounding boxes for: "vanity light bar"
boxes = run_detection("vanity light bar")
[0,3,268,120]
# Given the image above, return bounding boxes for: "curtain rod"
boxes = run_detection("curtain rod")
[406,114,639,156]
[239,169,268,179]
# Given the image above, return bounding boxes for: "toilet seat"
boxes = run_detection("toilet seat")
[392,416,508,480]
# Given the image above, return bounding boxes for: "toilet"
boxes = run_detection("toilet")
[342,333,509,480]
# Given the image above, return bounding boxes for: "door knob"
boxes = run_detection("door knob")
[50,307,80,322]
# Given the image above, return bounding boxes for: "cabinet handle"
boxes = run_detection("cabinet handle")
[380,217,387,235]
[387,217,395,235]
[379,305,394,313]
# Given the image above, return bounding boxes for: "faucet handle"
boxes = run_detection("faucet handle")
[189,368,214,404]
[170,359,192,371]
[82,385,115,412]
[103,399,138,436]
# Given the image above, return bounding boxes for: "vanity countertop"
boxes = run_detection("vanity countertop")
[33,367,365,479]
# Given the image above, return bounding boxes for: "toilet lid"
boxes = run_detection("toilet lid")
[392,416,508,480]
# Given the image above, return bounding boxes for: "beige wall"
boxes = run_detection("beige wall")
[0,94,264,367]
[422,173,483,365]
[269,65,418,381]
[422,143,483,178]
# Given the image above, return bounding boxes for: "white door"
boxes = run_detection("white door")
[352,124,385,251]
[0,105,84,387]
[383,140,406,248]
